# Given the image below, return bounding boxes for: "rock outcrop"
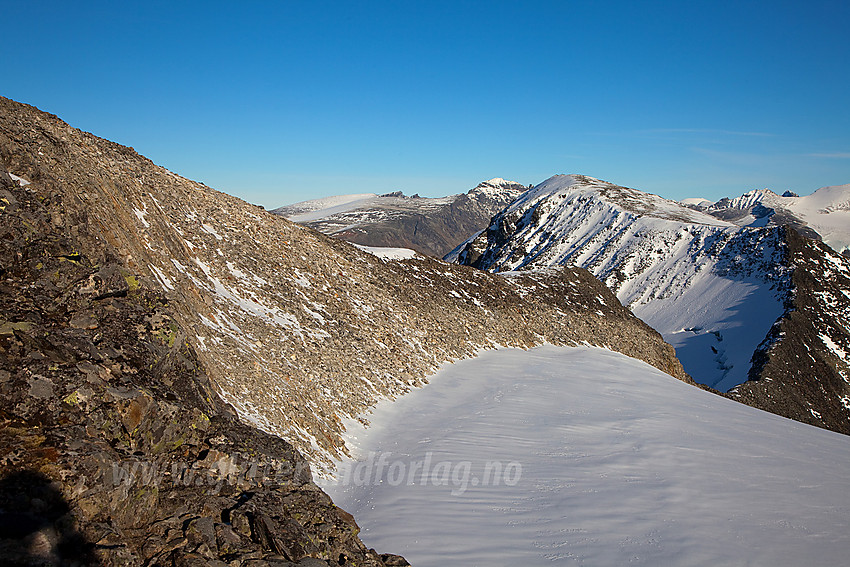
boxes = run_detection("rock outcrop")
[0,168,407,565]
[0,101,690,467]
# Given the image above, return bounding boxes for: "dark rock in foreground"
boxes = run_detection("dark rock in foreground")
[0,168,405,565]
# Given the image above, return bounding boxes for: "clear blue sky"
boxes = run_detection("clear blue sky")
[3,1,849,207]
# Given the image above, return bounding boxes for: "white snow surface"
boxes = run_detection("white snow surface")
[776,184,850,254]
[631,270,785,391]
[7,172,31,186]
[280,193,379,222]
[353,244,419,261]
[679,197,712,206]
[322,345,850,566]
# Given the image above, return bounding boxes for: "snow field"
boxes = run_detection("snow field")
[322,345,850,566]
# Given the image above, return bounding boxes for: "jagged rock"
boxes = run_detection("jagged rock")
[728,230,850,433]
[215,522,244,555]
[0,97,408,565]
[380,554,412,566]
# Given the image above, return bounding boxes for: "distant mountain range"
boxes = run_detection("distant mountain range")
[273,178,528,257]
[683,185,850,255]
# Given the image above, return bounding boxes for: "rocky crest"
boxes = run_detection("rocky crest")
[0,105,689,469]
[0,98,691,563]
[684,185,850,256]
[274,179,528,257]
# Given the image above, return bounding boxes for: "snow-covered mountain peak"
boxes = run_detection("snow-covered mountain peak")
[456,173,850,421]
[802,182,850,212]
[515,174,733,227]
[680,197,712,207]
[720,188,781,210]
[479,177,517,187]
[467,177,527,199]
[275,193,379,222]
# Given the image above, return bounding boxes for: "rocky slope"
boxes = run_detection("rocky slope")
[274,179,527,257]
[453,174,850,434]
[0,170,408,566]
[0,98,691,563]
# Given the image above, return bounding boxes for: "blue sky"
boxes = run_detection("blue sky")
[3,1,849,207]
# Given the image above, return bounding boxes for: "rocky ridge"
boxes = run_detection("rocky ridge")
[684,185,850,256]
[0,168,408,565]
[0,103,689,469]
[0,98,692,562]
[274,179,527,258]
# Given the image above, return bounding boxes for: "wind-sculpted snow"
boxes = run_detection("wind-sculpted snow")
[324,345,850,566]
[456,175,792,390]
